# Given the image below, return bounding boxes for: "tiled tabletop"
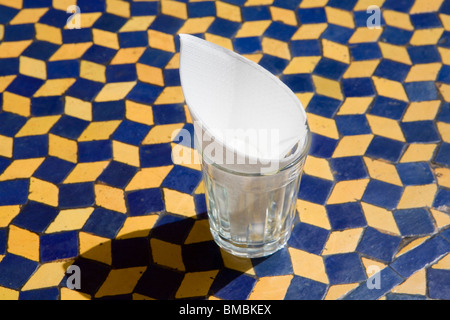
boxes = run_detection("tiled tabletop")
[0,0,450,300]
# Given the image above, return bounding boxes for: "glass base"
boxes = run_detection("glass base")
[210,228,290,258]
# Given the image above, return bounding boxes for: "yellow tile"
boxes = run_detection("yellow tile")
[363,157,402,186]
[343,60,379,79]
[163,188,197,217]
[110,47,146,65]
[0,0,22,9]
[324,283,359,300]
[441,13,450,31]
[289,248,328,284]
[332,134,373,157]
[0,75,16,93]
[397,184,438,209]
[92,28,119,50]
[299,0,328,7]
[154,86,184,105]
[297,92,314,108]
[176,270,219,299]
[322,39,350,64]
[392,269,426,295]
[106,0,130,18]
[78,12,102,28]
[432,253,450,269]
[171,143,202,171]
[0,135,13,158]
[132,293,154,300]
[161,0,187,19]
[248,275,293,300]
[52,0,76,11]
[283,56,321,74]
[262,37,290,60]
[151,238,184,271]
[303,155,333,180]
[116,215,159,240]
[19,56,46,80]
[46,208,94,233]
[0,158,44,181]
[399,143,437,162]
[411,0,444,13]
[306,112,339,139]
[16,115,61,137]
[95,267,146,298]
[136,63,164,86]
[80,60,106,83]
[78,121,121,142]
[323,228,364,255]
[49,43,92,61]
[126,166,173,191]
[22,261,67,291]
[438,83,450,101]
[410,28,444,46]
[383,10,414,30]
[297,200,331,230]
[204,33,233,50]
[64,96,92,122]
[35,23,62,44]
[184,219,214,244]
[270,6,297,26]
[64,161,109,183]
[361,202,400,235]
[402,100,440,121]
[0,286,19,300]
[435,167,450,189]
[406,63,441,82]
[184,104,193,123]
[79,232,111,265]
[430,208,450,229]
[325,6,355,28]
[337,97,373,115]
[0,205,20,227]
[395,236,428,258]
[33,78,76,97]
[327,179,370,204]
[361,257,387,277]
[312,75,343,100]
[291,23,327,40]
[0,40,32,58]
[2,91,30,117]
[112,140,140,167]
[8,225,40,261]
[29,177,58,207]
[95,81,136,102]
[366,114,405,142]
[178,17,215,34]
[142,123,184,144]
[49,133,77,163]
[437,121,450,142]
[245,0,274,5]
[166,52,180,69]
[125,100,153,125]
[148,29,175,52]
[378,42,412,65]
[349,27,383,44]
[60,287,90,300]
[95,184,127,214]
[372,76,408,101]
[235,20,272,37]
[119,16,155,32]
[220,249,254,275]
[216,1,241,22]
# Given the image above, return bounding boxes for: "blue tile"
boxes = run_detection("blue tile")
[139,48,173,68]
[400,121,440,143]
[290,40,321,56]
[59,182,95,209]
[383,0,413,12]
[306,95,342,118]
[140,143,173,167]
[12,201,59,233]
[434,143,450,166]
[152,214,195,244]
[118,31,148,48]
[105,64,137,83]
[77,0,105,12]
[183,240,225,272]
[329,156,368,181]
[161,165,202,194]
[324,253,366,285]
[82,207,127,238]
[126,188,165,216]
[13,135,48,159]
[252,248,293,277]
[194,194,207,214]
[40,231,78,262]
[313,58,348,80]
[233,37,262,54]
[98,161,138,188]
[380,26,413,45]
[298,174,334,205]
[342,78,375,97]
[394,208,435,237]
[64,257,110,295]
[335,115,371,135]
[6,75,44,97]
[258,54,289,75]
[326,202,367,230]
[272,0,301,9]
[327,0,357,10]
[39,8,68,28]
[281,74,314,93]
[0,58,18,76]
[3,24,34,41]
[111,120,150,146]
[374,60,410,82]
[441,0,450,15]
[33,156,75,184]
[385,293,426,300]
[135,264,183,299]
[78,140,112,162]
[92,100,125,121]
[0,5,18,24]
[62,28,92,43]
[21,41,59,60]
[163,69,181,86]
[188,1,216,18]
[0,180,29,206]
[439,31,450,48]
[288,222,330,255]
[47,60,79,79]
[321,24,354,44]
[342,267,403,300]
[127,82,164,105]
[309,134,338,158]
[50,115,89,140]
[284,276,327,300]
[411,13,441,29]
[241,5,270,21]
[149,14,184,34]
[0,228,6,255]
[404,82,438,102]
[263,21,297,41]
[0,157,10,176]
[438,65,450,84]
[31,96,64,116]
[390,235,450,278]
[207,17,241,38]
[362,179,403,210]
[297,8,327,24]
[407,45,441,64]
[82,44,116,64]
[433,188,450,209]
[0,112,27,137]
[130,1,158,16]
[369,96,408,120]
[441,227,450,242]
[396,162,434,185]
[365,136,405,162]
[152,104,186,124]
[427,268,450,300]
[19,287,59,300]
[111,237,150,268]
[93,12,127,32]
[0,254,38,290]
[350,42,382,61]
[66,78,104,101]
[210,269,256,300]
[357,227,401,262]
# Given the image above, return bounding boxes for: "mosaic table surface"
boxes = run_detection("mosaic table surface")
[0,0,450,300]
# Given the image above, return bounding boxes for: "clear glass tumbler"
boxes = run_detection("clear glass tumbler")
[199,130,311,258]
